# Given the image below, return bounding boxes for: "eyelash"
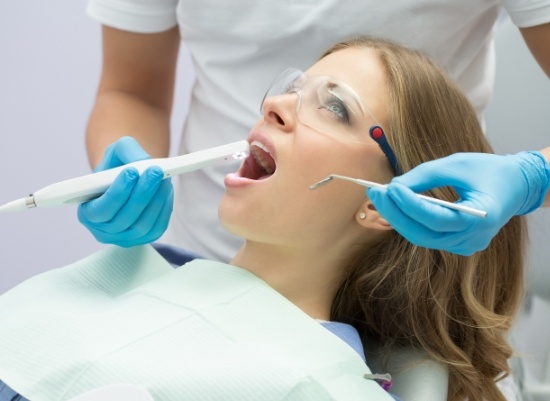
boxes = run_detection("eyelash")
[281,81,299,95]
[321,95,350,125]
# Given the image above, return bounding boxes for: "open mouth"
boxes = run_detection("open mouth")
[239,140,276,180]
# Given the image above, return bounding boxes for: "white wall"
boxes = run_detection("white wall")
[0,1,103,292]
[0,1,193,294]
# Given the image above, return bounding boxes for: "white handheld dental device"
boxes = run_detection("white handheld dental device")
[309,174,487,218]
[0,141,250,213]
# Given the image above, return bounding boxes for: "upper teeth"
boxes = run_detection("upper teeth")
[251,140,270,153]
[250,140,275,174]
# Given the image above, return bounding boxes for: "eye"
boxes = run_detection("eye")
[320,95,350,124]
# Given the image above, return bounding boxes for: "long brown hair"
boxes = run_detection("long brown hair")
[325,37,526,401]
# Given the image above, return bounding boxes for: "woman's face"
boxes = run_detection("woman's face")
[219,47,393,252]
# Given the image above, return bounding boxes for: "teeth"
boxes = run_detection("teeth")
[254,153,275,174]
[250,140,275,175]
[251,140,270,153]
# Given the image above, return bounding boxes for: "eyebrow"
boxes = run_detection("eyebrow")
[325,81,365,114]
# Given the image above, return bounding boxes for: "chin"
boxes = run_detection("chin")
[218,196,248,238]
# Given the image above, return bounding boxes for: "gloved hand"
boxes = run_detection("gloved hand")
[367,151,550,256]
[78,136,174,247]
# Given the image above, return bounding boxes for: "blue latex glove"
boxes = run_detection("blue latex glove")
[367,151,550,256]
[78,137,174,247]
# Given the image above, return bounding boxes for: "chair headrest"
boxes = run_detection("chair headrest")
[365,344,449,401]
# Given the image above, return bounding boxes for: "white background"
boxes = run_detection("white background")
[0,1,549,395]
[0,0,193,292]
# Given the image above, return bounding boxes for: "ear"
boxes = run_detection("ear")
[356,200,393,231]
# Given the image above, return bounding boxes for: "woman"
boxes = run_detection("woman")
[0,38,526,401]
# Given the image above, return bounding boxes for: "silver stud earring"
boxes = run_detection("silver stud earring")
[359,212,366,220]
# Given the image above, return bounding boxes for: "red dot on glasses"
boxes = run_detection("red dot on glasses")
[371,126,383,139]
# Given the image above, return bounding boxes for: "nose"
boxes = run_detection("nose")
[261,93,299,133]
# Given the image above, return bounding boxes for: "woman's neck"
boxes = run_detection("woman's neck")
[229,241,345,320]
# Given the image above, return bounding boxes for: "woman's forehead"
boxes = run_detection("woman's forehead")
[306,47,389,121]
[308,47,386,82]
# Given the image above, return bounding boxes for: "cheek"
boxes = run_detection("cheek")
[288,139,388,187]
[278,150,370,219]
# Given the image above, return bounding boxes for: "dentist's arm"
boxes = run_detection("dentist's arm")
[520,21,550,79]
[86,25,180,166]
[79,25,180,247]
[520,21,550,205]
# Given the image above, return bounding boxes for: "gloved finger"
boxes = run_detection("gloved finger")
[440,230,492,256]
[447,186,500,215]
[85,183,168,246]
[392,154,485,193]
[113,176,172,243]
[385,182,477,233]
[368,186,450,246]
[78,168,140,224]
[369,186,482,255]
[115,183,174,247]
[101,166,167,233]
[95,136,151,172]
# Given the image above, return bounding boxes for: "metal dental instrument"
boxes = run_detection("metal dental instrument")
[309,174,487,218]
[0,141,250,213]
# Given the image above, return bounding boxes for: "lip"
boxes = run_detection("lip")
[224,131,277,189]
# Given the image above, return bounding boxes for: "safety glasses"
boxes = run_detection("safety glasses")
[260,68,400,174]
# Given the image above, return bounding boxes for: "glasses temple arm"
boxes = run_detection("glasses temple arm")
[369,126,401,175]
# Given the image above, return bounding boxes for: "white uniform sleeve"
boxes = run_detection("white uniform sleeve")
[501,0,550,27]
[86,0,178,33]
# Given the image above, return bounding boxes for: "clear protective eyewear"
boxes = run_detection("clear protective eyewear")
[260,68,380,144]
[260,68,401,174]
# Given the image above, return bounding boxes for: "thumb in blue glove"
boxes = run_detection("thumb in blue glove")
[367,151,550,256]
[78,136,174,247]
